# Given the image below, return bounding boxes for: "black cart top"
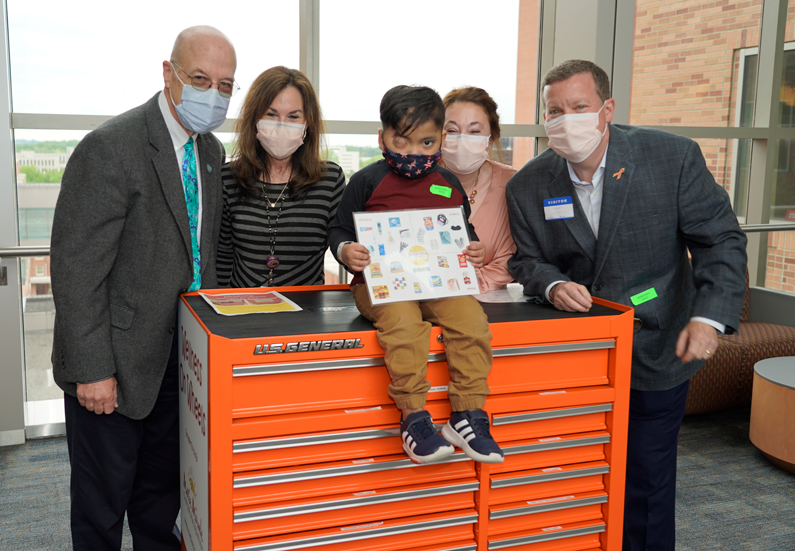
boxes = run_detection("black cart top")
[185,289,621,340]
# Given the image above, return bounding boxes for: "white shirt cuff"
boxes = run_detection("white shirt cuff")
[690,316,726,334]
[545,280,567,302]
[336,241,354,261]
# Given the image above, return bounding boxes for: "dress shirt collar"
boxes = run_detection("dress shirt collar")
[566,145,609,189]
[158,91,195,152]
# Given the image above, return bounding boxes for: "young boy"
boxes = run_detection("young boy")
[329,85,503,465]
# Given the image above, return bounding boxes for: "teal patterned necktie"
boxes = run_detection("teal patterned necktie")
[181,137,201,291]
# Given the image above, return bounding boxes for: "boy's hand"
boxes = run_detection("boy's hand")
[464,241,486,269]
[341,243,371,271]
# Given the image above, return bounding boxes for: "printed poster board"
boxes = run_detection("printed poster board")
[179,301,209,551]
[353,207,480,304]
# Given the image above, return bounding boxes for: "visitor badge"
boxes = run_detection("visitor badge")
[544,196,574,220]
[429,184,452,198]
[630,287,658,306]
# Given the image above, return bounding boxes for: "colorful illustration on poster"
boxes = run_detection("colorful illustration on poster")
[377,222,382,234]
[409,246,429,265]
[440,231,451,244]
[370,263,383,278]
[437,213,448,226]
[413,266,430,273]
[372,285,390,299]
[393,277,408,290]
[378,244,385,256]
[390,261,404,273]
[447,278,460,291]
[413,282,422,294]
[389,217,401,227]
[458,254,468,268]
[437,255,449,268]
[423,216,434,230]
[429,275,443,287]
[463,271,471,284]
[400,229,412,241]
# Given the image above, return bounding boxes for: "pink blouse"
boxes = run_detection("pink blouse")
[469,160,517,292]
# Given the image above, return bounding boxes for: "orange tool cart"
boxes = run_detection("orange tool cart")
[178,284,633,551]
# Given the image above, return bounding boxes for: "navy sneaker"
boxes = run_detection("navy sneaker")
[400,410,455,464]
[442,409,504,463]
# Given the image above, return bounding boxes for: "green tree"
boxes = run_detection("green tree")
[19,165,64,183]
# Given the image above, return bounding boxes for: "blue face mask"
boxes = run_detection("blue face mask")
[382,146,442,179]
[170,73,230,134]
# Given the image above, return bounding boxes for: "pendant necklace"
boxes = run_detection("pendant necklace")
[261,176,291,285]
[468,165,482,204]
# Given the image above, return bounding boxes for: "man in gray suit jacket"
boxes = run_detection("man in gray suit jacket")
[50,26,236,551]
[507,60,747,551]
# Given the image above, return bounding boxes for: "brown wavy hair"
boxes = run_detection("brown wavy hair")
[230,66,326,200]
[442,86,504,162]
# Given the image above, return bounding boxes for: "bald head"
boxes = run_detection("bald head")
[171,25,236,68]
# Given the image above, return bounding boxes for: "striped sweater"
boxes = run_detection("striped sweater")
[217,161,346,288]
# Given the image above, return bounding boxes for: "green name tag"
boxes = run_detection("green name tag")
[429,184,452,198]
[630,287,658,306]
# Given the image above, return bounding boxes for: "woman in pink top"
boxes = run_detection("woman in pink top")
[440,87,517,292]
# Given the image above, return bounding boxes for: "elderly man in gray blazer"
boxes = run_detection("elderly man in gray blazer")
[507,60,747,551]
[50,26,236,551]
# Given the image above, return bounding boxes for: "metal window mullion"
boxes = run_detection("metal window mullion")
[747,0,789,286]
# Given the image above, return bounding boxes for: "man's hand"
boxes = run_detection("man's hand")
[549,282,592,312]
[675,320,719,363]
[464,241,486,269]
[340,243,371,272]
[77,377,118,415]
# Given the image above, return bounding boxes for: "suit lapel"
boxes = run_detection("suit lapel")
[546,158,597,263]
[594,125,634,281]
[197,134,222,278]
[146,97,193,266]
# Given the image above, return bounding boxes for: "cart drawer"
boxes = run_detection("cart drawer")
[487,520,605,550]
[489,461,609,505]
[232,452,475,507]
[490,432,610,475]
[488,491,607,536]
[492,404,611,443]
[233,479,477,540]
[488,342,612,395]
[231,357,451,418]
[233,509,477,551]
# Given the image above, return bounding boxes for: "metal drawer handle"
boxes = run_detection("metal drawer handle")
[493,403,613,426]
[491,464,610,489]
[488,522,605,549]
[236,513,478,551]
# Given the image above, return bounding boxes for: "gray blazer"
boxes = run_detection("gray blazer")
[51,93,225,419]
[506,124,747,391]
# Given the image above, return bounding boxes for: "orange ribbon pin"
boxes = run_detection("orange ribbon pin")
[613,168,625,180]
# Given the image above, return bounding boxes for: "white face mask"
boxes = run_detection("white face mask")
[256,120,306,160]
[442,134,491,174]
[544,103,606,164]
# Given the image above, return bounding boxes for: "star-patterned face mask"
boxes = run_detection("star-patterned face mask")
[381,146,442,179]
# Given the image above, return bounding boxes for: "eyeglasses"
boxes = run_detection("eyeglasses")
[171,61,240,98]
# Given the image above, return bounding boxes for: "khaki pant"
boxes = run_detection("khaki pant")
[352,284,493,411]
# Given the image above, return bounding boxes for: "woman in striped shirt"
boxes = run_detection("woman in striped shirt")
[217,66,345,288]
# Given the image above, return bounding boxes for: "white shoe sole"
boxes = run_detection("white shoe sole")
[442,422,505,463]
[403,441,454,464]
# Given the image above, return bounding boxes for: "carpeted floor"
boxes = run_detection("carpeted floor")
[0,406,793,550]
